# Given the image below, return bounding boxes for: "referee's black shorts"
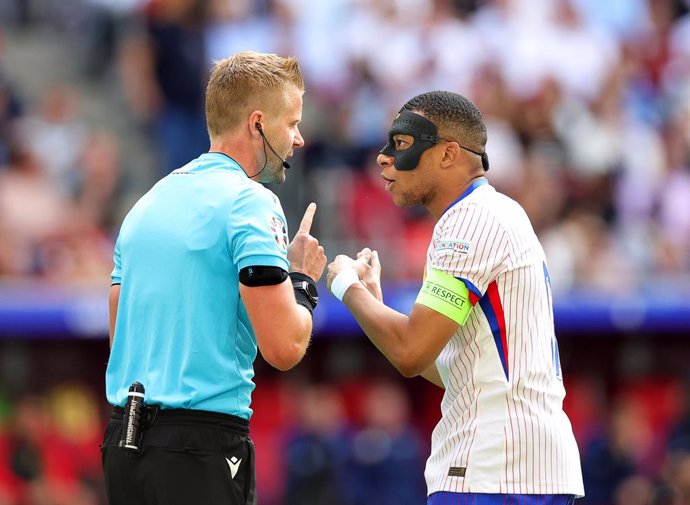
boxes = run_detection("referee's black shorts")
[101,407,256,505]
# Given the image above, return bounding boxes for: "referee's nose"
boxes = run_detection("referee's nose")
[294,127,305,149]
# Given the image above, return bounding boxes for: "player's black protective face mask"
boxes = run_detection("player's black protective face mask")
[379,111,440,171]
[379,110,490,172]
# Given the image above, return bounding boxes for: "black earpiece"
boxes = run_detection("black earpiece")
[255,122,290,170]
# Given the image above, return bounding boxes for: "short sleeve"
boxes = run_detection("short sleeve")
[229,186,290,271]
[429,205,510,302]
[111,234,122,284]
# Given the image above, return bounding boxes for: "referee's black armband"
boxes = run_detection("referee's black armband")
[239,266,288,286]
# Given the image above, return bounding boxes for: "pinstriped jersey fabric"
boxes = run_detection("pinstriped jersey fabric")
[423,182,584,496]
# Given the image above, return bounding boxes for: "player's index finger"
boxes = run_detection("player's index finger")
[370,250,381,269]
[298,202,316,233]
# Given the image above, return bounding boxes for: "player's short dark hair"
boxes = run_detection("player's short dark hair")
[400,91,487,154]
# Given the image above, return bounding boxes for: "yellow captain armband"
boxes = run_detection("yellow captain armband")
[415,268,472,326]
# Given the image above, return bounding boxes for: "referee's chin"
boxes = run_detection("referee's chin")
[270,161,287,184]
[274,170,287,184]
[259,166,286,185]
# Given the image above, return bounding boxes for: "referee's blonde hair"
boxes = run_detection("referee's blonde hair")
[206,51,304,140]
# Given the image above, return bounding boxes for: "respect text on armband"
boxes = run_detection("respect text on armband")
[424,282,468,309]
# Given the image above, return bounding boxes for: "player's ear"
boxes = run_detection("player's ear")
[440,141,459,168]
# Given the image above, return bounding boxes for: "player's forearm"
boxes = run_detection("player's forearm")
[343,284,424,377]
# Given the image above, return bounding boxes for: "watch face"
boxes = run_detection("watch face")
[306,283,318,300]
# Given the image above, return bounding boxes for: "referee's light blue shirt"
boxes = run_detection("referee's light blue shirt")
[106,153,290,419]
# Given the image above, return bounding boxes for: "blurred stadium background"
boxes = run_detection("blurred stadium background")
[0,0,689,503]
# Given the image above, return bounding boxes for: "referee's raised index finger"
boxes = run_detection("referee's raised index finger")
[298,203,316,234]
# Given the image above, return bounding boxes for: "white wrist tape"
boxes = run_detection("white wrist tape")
[331,269,361,302]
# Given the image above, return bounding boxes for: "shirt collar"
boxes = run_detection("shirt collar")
[200,152,244,171]
[442,177,489,216]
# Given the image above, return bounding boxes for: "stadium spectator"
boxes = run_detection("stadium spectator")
[0,145,71,278]
[0,391,101,505]
[15,84,87,194]
[283,384,352,505]
[348,380,426,505]
[581,397,654,505]
[117,0,209,175]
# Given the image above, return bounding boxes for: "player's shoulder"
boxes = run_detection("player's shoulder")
[439,184,497,224]
[464,183,521,210]
[436,184,528,236]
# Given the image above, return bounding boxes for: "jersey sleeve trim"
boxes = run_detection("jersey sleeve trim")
[416,268,473,326]
[457,277,482,305]
[478,280,509,380]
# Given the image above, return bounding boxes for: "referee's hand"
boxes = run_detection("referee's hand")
[288,203,327,282]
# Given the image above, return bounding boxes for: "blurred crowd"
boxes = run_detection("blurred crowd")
[0,384,105,505]
[0,0,688,292]
[3,372,690,505]
[1,0,690,504]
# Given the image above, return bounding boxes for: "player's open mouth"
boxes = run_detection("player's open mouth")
[382,176,395,191]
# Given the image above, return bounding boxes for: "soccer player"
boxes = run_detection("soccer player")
[102,51,326,505]
[327,91,584,504]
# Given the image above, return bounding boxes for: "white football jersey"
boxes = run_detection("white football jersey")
[423,180,584,496]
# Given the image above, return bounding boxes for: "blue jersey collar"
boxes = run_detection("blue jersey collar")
[201,152,244,172]
[442,178,489,216]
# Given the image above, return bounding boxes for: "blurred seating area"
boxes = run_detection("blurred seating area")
[0,384,105,505]
[1,336,690,505]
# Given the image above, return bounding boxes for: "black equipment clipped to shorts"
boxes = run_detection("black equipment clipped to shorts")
[119,382,146,451]
[102,406,255,504]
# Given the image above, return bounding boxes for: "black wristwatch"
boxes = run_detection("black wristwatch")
[293,280,319,307]
[289,272,318,313]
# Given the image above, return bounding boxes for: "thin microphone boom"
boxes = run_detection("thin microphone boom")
[256,124,291,169]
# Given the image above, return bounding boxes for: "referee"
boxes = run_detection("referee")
[101,52,326,505]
